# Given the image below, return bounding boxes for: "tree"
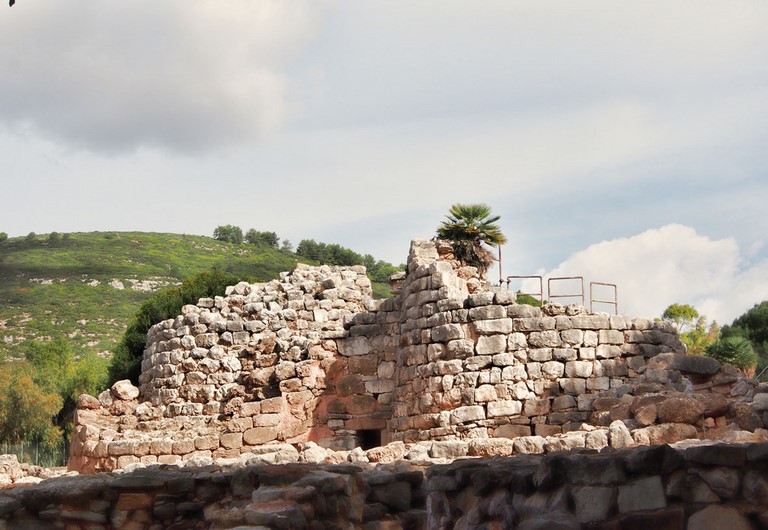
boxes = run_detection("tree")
[0,369,61,448]
[280,239,293,252]
[436,203,507,275]
[0,232,7,243]
[721,300,768,377]
[661,303,718,354]
[662,303,700,333]
[245,229,279,248]
[213,225,244,244]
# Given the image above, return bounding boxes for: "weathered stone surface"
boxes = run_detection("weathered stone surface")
[617,476,666,513]
[111,380,139,401]
[657,397,704,425]
[688,505,752,530]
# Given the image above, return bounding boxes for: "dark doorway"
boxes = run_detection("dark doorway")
[358,429,382,450]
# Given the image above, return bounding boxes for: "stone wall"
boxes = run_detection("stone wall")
[387,240,685,443]
[6,442,768,529]
[69,238,754,473]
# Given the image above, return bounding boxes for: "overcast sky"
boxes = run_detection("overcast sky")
[1,1,766,324]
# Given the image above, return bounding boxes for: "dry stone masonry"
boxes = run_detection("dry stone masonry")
[69,239,768,474]
[4,237,768,528]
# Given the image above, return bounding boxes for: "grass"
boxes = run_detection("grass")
[0,232,394,359]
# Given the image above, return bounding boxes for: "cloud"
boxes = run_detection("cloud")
[0,1,316,154]
[538,224,768,324]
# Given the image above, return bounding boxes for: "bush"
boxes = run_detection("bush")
[706,336,758,371]
[0,232,7,244]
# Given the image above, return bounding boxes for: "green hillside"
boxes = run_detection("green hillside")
[0,232,392,360]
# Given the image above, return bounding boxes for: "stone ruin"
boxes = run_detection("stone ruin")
[67,238,768,473]
[0,238,766,528]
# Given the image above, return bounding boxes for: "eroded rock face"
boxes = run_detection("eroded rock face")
[69,239,768,475]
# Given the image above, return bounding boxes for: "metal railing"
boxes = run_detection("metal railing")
[547,276,585,305]
[590,281,618,315]
[503,275,544,303]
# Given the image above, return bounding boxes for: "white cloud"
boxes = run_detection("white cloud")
[0,0,317,153]
[540,224,768,324]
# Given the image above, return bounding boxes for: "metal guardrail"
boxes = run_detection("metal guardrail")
[590,281,618,315]
[500,273,620,314]
[547,276,585,305]
[503,275,544,303]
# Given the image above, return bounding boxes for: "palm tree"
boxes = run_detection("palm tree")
[436,203,507,275]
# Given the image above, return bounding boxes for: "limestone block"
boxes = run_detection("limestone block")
[553,348,577,361]
[528,330,562,348]
[542,361,565,380]
[468,304,508,324]
[365,379,395,394]
[570,315,610,330]
[585,430,609,450]
[559,378,586,395]
[565,361,593,378]
[468,292,495,307]
[338,336,372,356]
[523,398,550,417]
[450,405,486,424]
[468,438,515,456]
[494,290,517,305]
[596,345,621,359]
[474,318,515,335]
[598,329,624,345]
[609,420,633,448]
[430,441,469,459]
[464,355,492,372]
[583,331,598,347]
[513,317,556,331]
[447,339,475,358]
[529,348,553,362]
[432,324,464,343]
[243,427,278,445]
[194,435,219,451]
[512,436,546,454]
[494,424,532,439]
[507,304,541,318]
[508,332,527,350]
[474,385,498,403]
[501,365,527,382]
[477,335,507,355]
[600,359,628,377]
[111,380,139,401]
[493,352,517,366]
[487,400,522,417]
[253,414,281,427]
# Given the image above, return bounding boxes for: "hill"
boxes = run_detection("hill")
[0,231,394,360]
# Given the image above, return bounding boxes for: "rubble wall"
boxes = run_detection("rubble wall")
[7,443,768,529]
[70,239,694,472]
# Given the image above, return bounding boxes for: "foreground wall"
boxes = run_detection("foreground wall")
[6,442,768,529]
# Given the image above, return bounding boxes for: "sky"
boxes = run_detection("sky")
[0,1,766,324]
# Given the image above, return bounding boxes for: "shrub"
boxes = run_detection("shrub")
[706,336,758,372]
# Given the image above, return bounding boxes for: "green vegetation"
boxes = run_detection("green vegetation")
[245,229,279,248]
[436,203,507,275]
[706,336,758,374]
[661,301,768,376]
[213,225,244,244]
[0,231,303,360]
[0,338,109,464]
[719,301,768,377]
[661,303,719,355]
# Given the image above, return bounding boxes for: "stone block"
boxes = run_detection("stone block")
[572,486,616,523]
[523,398,550,417]
[243,427,278,445]
[477,335,507,355]
[468,305,507,321]
[338,336,372,356]
[450,405,486,424]
[542,361,565,379]
[596,345,621,359]
[432,324,464,343]
[617,476,666,513]
[474,385,498,402]
[529,330,562,348]
[474,318,515,335]
[565,360,593,378]
[688,505,751,530]
[488,400,523,417]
